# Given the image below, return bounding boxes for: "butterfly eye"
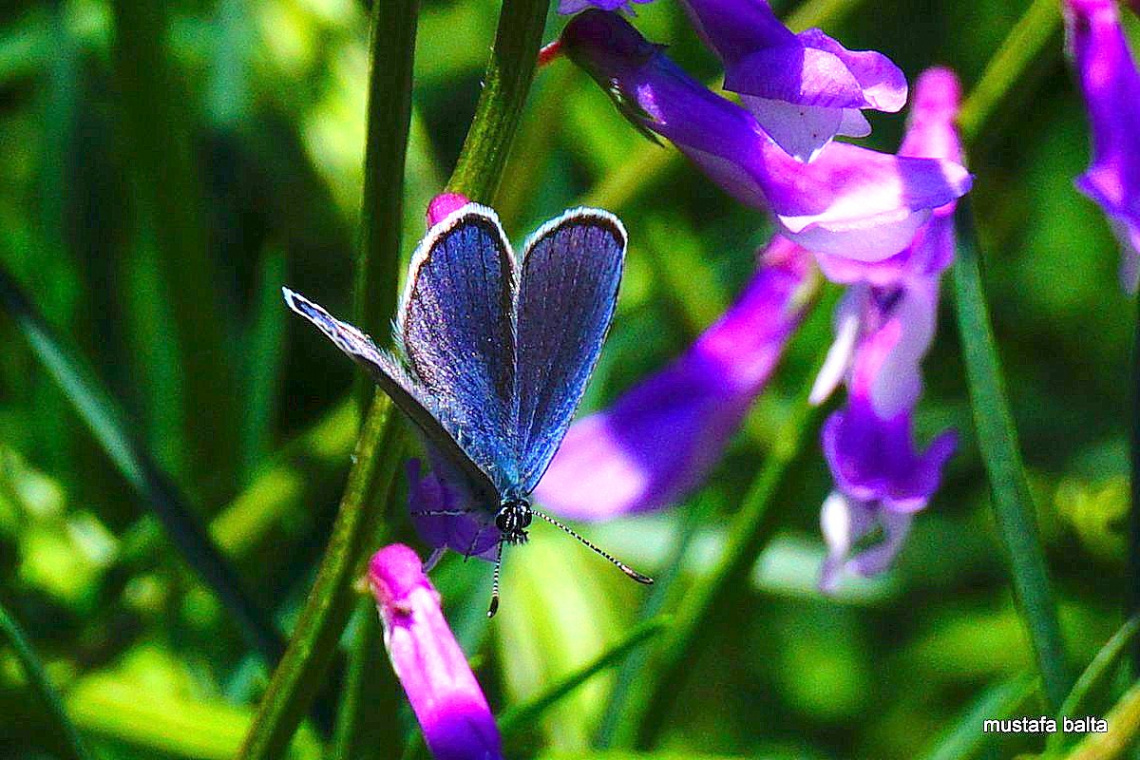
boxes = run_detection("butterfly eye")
[495,511,512,533]
[519,511,532,529]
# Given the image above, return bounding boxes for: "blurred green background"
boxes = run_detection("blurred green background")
[0,0,1137,757]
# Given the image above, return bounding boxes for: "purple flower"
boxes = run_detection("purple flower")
[368,544,503,760]
[559,0,653,13]
[677,0,906,161]
[535,236,815,520]
[1064,0,1140,291]
[409,457,500,560]
[810,68,963,590]
[558,10,972,260]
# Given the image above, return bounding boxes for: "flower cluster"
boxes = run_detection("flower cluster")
[537,4,971,589]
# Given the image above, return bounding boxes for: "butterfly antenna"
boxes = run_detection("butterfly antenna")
[532,509,654,585]
[488,541,504,618]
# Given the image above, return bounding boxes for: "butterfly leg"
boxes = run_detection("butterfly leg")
[487,539,505,618]
[422,547,447,573]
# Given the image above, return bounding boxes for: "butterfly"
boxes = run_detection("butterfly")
[284,202,652,615]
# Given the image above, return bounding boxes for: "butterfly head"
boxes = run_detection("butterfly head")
[495,497,533,545]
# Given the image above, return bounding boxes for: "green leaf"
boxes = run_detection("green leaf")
[0,600,91,760]
[951,200,1070,710]
[0,263,286,666]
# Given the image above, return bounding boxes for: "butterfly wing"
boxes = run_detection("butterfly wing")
[514,208,627,491]
[398,204,519,492]
[283,288,498,503]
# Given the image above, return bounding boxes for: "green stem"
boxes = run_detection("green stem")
[447,0,551,202]
[236,395,405,760]
[952,199,1070,711]
[0,263,286,667]
[498,616,671,737]
[634,342,831,749]
[332,597,400,760]
[357,0,419,338]
[240,0,552,752]
[0,600,92,760]
[237,0,421,752]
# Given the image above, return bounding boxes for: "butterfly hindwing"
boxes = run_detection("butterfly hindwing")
[282,288,498,503]
[398,205,519,491]
[514,208,627,490]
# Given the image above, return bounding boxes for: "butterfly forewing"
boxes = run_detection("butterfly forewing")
[514,209,627,490]
[282,288,498,503]
[399,206,519,491]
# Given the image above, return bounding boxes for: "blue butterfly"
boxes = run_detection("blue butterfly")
[284,203,652,615]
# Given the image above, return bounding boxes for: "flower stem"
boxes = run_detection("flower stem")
[238,0,553,754]
[447,0,551,203]
[952,199,1070,711]
[0,601,92,760]
[236,0,419,755]
[634,326,833,749]
[357,0,419,338]
[236,395,405,760]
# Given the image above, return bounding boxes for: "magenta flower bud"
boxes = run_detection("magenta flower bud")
[559,11,972,261]
[678,0,906,161]
[368,544,502,760]
[535,236,815,519]
[1063,0,1140,291]
[426,193,473,227]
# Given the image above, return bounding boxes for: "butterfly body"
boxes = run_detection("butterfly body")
[284,203,651,601]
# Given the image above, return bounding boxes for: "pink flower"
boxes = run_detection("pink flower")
[368,544,503,760]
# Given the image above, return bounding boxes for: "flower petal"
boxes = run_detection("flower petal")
[1064,0,1140,292]
[368,544,503,760]
[559,11,972,259]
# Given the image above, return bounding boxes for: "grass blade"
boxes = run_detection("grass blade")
[0,264,286,665]
[952,200,1070,710]
[1064,679,1140,760]
[499,615,671,737]
[920,674,1037,760]
[1048,616,1140,753]
[111,0,239,490]
[241,246,289,481]
[0,600,92,760]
